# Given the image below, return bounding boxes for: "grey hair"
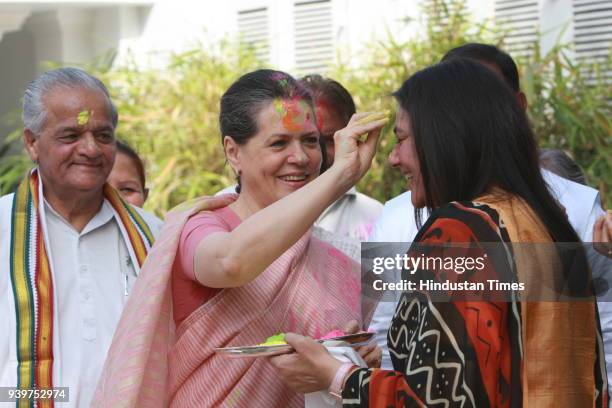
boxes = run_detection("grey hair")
[22,67,118,134]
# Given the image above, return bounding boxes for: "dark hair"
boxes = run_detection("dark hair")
[116,140,146,189]
[393,58,580,244]
[540,148,587,186]
[298,74,356,124]
[441,43,520,92]
[220,69,314,144]
[220,69,315,192]
[298,75,355,172]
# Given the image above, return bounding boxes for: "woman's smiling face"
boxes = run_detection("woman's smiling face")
[388,106,426,208]
[231,98,322,209]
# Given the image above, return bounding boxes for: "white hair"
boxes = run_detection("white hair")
[22,67,118,134]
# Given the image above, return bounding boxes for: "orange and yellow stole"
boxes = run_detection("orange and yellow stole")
[9,169,154,407]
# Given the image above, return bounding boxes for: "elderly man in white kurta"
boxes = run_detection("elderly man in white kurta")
[0,68,162,407]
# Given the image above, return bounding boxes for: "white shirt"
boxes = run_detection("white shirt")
[0,192,162,407]
[542,169,603,241]
[215,185,238,195]
[368,170,606,370]
[316,187,383,241]
[312,226,361,261]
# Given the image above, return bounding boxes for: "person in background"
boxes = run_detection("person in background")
[272,58,607,407]
[94,69,385,407]
[108,140,149,208]
[537,150,611,260]
[0,67,162,407]
[442,44,604,242]
[539,147,588,186]
[369,42,607,370]
[299,75,382,241]
[537,148,611,259]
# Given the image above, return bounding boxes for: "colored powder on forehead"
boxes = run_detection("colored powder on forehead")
[278,99,312,132]
[273,99,286,116]
[314,100,332,131]
[77,110,91,126]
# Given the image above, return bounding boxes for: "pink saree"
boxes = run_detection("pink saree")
[93,195,368,407]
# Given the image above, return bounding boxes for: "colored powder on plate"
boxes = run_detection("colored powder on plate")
[319,329,346,340]
[258,333,287,346]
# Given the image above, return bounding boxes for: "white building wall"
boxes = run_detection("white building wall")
[540,0,575,57]
[0,0,609,144]
[114,0,234,67]
[493,0,612,60]
[0,2,152,142]
[117,0,492,72]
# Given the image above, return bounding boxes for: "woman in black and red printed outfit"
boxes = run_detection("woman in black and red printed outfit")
[270,58,607,408]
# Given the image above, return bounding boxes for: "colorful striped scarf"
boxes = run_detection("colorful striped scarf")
[9,169,154,408]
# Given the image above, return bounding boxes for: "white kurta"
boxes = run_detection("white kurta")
[367,169,606,371]
[316,187,383,241]
[0,190,162,408]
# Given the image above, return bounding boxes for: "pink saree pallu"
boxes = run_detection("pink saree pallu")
[93,195,364,408]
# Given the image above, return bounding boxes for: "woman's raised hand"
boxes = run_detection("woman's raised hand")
[331,111,389,188]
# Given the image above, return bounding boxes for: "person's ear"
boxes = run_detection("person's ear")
[223,135,241,176]
[23,129,39,163]
[516,91,528,111]
[143,187,149,203]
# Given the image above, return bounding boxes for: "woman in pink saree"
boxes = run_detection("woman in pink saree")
[93,69,387,407]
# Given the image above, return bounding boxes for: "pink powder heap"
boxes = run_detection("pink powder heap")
[319,329,346,340]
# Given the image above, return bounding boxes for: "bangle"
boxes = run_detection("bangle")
[329,363,358,400]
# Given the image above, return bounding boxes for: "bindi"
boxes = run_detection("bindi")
[77,109,92,126]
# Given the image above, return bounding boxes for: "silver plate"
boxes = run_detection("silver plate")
[214,332,375,358]
[214,344,294,358]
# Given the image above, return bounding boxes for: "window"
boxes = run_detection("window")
[573,0,612,68]
[294,0,334,74]
[494,0,539,57]
[238,6,270,64]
